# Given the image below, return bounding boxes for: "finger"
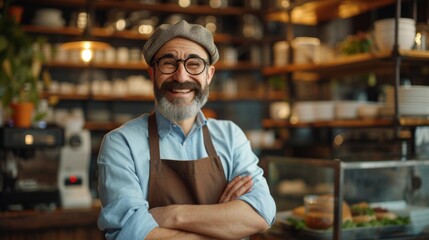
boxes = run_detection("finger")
[221,180,252,203]
[223,175,243,194]
[219,176,253,203]
[224,177,253,202]
[218,175,243,202]
[229,177,253,199]
[218,175,241,203]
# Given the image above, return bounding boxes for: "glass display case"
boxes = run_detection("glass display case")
[262,156,429,240]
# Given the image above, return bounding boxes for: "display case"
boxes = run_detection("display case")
[261,156,429,240]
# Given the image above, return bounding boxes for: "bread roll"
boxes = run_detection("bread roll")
[292,206,306,218]
[353,214,377,224]
[350,202,377,224]
[302,194,353,229]
[373,207,397,220]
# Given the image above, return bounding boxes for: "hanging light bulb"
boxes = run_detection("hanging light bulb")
[81,42,94,63]
[61,0,111,63]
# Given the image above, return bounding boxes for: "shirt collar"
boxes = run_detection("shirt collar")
[154,109,207,139]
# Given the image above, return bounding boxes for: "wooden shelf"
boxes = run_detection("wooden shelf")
[24,25,260,44]
[43,92,268,102]
[43,92,154,101]
[400,117,429,127]
[263,118,394,128]
[263,116,429,128]
[44,61,148,70]
[16,0,260,15]
[85,121,122,131]
[266,0,395,25]
[263,50,429,78]
[44,61,259,71]
[23,25,150,40]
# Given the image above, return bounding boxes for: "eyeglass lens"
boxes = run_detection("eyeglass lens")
[157,57,206,75]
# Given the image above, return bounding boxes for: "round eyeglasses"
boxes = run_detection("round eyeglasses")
[153,57,208,75]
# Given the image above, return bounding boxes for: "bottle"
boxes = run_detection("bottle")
[415,23,428,51]
[366,73,379,102]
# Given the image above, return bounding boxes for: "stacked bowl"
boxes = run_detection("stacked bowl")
[382,85,429,116]
[32,8,65,28]
[374,18,416,51]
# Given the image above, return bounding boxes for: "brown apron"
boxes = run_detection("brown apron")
[147,113,227,208]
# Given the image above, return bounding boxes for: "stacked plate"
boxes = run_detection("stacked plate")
[335,100,365,119]
[32,8,65,28]
[383,86,429,116]
[292,101,315,123]
[292,101,335,122]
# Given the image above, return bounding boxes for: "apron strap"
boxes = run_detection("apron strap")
[203,125,218,158]
[148,112,160,164]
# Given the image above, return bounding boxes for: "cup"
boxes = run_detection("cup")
[129,48,141,63]
[304,195,334,229]
[104,47,116,63]
[116,47,129,64]
[221,47,237,65]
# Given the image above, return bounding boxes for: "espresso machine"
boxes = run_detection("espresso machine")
[0,109,93,210]
[57,114,93,209]
[0,126,64,211]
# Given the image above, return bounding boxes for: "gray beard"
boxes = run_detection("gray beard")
[154,80,209,122]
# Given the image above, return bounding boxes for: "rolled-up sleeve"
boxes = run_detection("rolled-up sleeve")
[97,130,157,239]
[234,138,277,226]
[209,121,277,226]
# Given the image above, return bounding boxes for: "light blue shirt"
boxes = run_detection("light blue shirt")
[97,110,276,239]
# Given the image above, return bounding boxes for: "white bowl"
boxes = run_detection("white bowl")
[313,101,335,121]
[270,101,290,120]
[335,101,364,119]
[357,103,381,119]
[291,37,320,64]
[374,18,415,30]
[375,32,416,51]
[273,41,289,66]
[374,18,416,51]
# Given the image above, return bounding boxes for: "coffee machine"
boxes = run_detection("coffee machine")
[0,109,93,210]
[0,126,64,211]
[52,108,93,209]
[58,119,92,209]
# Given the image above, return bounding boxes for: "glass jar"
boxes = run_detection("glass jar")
[415,23,428,51]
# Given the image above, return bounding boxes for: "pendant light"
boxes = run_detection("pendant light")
[61,0,110,63]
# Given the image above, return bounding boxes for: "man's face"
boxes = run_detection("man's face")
[149,37,215,122]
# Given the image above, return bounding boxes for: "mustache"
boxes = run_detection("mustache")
[161,81,202,92]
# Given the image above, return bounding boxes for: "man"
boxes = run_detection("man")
[97,20,276,239]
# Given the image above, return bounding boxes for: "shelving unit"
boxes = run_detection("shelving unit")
[12,0,273,133]
[258,2,429,237]
[261,0,429,159]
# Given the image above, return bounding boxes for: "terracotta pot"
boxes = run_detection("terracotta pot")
[10,102,34,128]
[8,6,24,23]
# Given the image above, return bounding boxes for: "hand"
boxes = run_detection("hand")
[150,205,173,227]
[218,175,253,203]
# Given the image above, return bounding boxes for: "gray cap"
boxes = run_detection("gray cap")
[143,20,219,65]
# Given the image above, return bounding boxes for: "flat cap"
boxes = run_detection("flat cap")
[143,20,219,65]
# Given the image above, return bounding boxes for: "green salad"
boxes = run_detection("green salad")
[286,216,410,230]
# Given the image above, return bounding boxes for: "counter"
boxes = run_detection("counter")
[0,206,103,240]
[251,226,429,240]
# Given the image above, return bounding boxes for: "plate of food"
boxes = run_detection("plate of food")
[276,195,418,240]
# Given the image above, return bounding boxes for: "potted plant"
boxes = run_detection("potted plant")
[0,3,45,128]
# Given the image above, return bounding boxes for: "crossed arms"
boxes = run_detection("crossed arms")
[146,176,270,240]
